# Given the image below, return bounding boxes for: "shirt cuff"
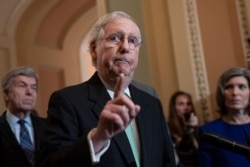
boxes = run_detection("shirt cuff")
[87,128,110,164]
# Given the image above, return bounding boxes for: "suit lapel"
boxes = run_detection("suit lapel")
[0,113,20,147]
[113,131,136,165]
[0,113,28,160]
[88,72,111,118]
[31,116,44,150]
[129,85,155,166]
[32,116,39,149]
[87,73,136,165]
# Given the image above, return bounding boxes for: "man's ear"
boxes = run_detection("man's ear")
[89,42,97,61]
[3,90,8,101]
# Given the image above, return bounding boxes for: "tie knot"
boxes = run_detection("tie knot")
[18,119,26,126]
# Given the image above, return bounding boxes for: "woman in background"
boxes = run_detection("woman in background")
[198,67,250,167]
[168,91,199,167]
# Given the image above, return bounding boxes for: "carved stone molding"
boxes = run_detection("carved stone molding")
[235,0,249,60]
[184,0,212,122]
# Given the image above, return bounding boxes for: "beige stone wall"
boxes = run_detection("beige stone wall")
[0,0,249,124]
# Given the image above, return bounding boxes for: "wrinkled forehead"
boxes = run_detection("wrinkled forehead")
[104,18,141,36]
[12,75,37,84]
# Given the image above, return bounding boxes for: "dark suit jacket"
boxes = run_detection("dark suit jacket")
[0,112,46,167]
[37,72,176,167]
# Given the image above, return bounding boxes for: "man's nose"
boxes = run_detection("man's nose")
[120,38,131,49]
[25,86,34,94]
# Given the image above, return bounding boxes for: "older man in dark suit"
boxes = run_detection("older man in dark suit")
[37,11,176,167]
[0,66,45,167]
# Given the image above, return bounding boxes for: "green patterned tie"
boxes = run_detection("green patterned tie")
[125,121,140,167]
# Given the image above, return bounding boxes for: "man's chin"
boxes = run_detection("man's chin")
[20,106,35,111]
[107,68,133,80]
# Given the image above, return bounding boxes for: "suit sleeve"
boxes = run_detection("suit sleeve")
[36,91,93,167]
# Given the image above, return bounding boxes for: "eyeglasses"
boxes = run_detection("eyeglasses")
[103,33,142,50]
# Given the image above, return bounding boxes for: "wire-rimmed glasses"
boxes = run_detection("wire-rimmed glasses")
[103,33,142,50]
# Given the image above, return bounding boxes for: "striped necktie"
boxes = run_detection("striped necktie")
[18,119,35,166]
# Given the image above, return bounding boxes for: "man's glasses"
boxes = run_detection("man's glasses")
[103,33,142,50]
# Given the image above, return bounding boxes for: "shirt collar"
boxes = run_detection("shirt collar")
[6,110,32,126]
[107,87,130,99]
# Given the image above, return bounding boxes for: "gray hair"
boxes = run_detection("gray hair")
[2,66,39,105]
[216,67,250,115]
[88,11,141,67]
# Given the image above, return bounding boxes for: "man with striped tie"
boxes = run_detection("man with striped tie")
[0,66,45,167]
